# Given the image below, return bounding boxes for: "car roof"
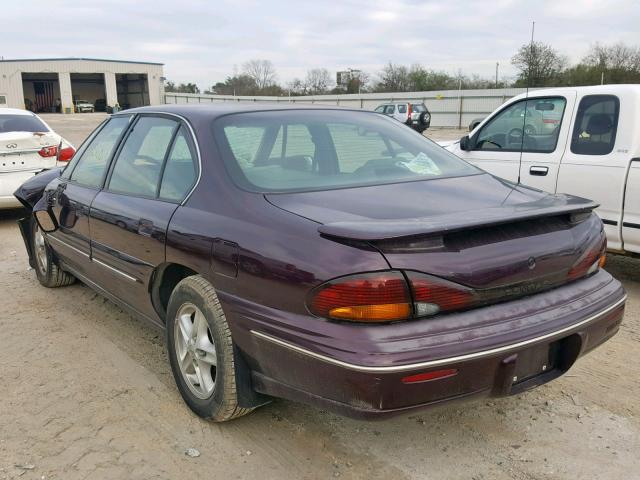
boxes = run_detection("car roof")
[0,107,37,116]
[513,84,640,101]
[115,103,375,121]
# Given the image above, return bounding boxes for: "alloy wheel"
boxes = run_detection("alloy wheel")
[174,303,217,399]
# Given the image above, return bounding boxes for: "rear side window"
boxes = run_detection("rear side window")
[108,116,178,197]
[0,114,48,133]
[571,95,619,156]
[70,116,130,188]
[159,127,197,202]
[397,104,407,113]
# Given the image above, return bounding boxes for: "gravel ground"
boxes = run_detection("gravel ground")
[0,115,638,480]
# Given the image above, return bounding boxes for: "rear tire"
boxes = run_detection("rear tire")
[166,275,253,422]
[31,218,75,288]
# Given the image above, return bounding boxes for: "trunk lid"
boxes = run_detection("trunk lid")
[266,173,601,290]
[0,131,59,172]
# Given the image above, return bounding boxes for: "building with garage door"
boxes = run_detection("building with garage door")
[0,58,164,113]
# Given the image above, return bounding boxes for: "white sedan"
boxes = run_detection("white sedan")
[0,108,75,209]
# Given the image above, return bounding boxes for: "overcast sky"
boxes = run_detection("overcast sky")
[3,0,639,89]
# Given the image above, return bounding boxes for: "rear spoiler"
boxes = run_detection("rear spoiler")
[318,194,599,241]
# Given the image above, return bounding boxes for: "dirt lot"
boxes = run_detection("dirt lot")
[1,115,639,480]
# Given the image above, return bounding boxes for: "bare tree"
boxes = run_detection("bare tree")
[242,59,277,90]
[304,68,332,95]
[583,42,640,71]
[511,41,567,87]
[376,62,410,92]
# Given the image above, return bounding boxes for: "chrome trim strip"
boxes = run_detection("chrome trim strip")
[46,234,90,258]
[250,295,627,373]
[92,258,138,282]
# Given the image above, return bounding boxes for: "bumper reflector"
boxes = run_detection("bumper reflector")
[401,368,458,384]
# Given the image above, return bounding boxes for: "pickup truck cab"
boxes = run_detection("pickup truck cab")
[446,84,640,255]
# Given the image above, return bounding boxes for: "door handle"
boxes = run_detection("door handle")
[529,166,549,176]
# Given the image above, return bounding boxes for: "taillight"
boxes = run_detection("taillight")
[58,145,75,162]
[309,271,411,322]
[308,271,476,323]
[38,145,58,158]
[567,237,607,281]
[406,271,477,317]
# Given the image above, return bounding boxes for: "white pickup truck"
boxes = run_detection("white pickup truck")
[446,84,640,256]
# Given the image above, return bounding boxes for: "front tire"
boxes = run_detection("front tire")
[166,275,252,422]
[31,218,75,288]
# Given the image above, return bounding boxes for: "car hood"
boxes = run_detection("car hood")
[437,140,459,149]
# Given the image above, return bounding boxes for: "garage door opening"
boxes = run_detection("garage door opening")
[70,73,106,113]
[116,74,150,110]
[22,73,62,113]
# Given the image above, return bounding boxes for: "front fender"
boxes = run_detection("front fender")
[13,166,63,209]
[13,167,63,268]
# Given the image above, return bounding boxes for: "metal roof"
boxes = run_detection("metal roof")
[0,57,163,66]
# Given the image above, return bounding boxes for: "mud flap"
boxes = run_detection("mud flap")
[233,345,272,409]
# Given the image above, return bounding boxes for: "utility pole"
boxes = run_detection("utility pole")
[601,71,605,85]
[495,62,499,88]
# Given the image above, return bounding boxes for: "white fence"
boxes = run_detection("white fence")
[164,88,543,128]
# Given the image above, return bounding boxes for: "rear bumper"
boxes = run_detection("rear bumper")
[225,270,626,418]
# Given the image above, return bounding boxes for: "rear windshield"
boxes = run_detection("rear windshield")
[411,104,427,112]
[213,110,479,193]
[0,114,48,134]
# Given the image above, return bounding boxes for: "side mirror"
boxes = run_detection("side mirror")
[34,209,58,233]
[459,135,471,151]
[33,193,59,233]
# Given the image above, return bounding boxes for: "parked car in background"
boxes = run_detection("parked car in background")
[374,101,431,133]
[74,100,94,113]
[94,99,107,112]
[445,84,640,256]
[0,108,74,208]
[469,117,484,131]
[16,104,625,422]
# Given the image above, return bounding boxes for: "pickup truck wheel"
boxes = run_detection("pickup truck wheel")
[31,218,75,288]
[166,275,253,422]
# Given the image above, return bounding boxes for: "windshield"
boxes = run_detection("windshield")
[411,104,427,112]
[0,114,48,133]
[213,110,480,193]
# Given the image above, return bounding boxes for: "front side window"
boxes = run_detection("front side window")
[571,95,619,156]
[384,105,396,115]
[159,127,197,202]
[108,116,178,197]
[70,116,130,188]
[214,110,480,192]
[474,97,566,153]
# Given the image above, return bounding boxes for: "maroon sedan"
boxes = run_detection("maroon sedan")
[15,105,625,421]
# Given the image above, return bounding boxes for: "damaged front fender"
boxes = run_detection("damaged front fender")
[13,167,63,209]
[13,167,63,269]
